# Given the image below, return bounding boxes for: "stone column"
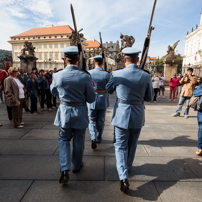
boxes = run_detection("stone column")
[164,59,179,86]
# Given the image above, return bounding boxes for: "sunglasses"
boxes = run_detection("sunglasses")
[13,71,18,73]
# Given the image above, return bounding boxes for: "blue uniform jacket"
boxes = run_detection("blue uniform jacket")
[87,67,110,109]
[106,64,154,129]
[193,84,202,110]
[50,65,96,129]
[26,78,38,97]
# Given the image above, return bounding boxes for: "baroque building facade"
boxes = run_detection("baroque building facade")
[183,12,202,76]
[8,25,88,70]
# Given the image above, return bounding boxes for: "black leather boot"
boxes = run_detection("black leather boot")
[59,170,69,184]
[120,179,130,192]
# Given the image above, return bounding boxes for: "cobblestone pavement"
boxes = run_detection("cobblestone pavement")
[0,89,202,202]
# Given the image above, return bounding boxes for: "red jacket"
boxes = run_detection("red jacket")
[0,68,9,90]
[169,77,179,88]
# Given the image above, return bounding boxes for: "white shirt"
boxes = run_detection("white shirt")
[159,76,165,86]
[13,78,25,99]
[152,76,160,89]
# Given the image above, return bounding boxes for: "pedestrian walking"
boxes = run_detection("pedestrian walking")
[87,55,110,149]
[172,68,197,118]
[50,46,95,184]
[106,47,154,192]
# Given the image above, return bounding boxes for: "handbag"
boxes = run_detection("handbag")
[189,96,200,109]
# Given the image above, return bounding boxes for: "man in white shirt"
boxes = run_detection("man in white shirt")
[152,72,160,103]
[159,73,165,98]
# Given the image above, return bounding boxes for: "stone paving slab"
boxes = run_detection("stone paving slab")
[155,182,202,202]
[0,121,48,129]
[54,142,148,157]
[142,124,175,131]
[182,158,202,178]
[0,128,31,139]
[142,141,197,157]
[105,156,199,181]
[153,131,197,142]
[21,180,161,202]
[0,140,58,155]
[22,129,59,140]
[0,180,33,202]
[0,155,104,181]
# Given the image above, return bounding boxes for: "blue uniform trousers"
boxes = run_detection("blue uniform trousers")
[59,127,86,172]
[88,108,106,141]
[114,126,141,180]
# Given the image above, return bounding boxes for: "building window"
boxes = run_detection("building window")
[54,44,58,48]
[18,45,21,49]
[28,38,30,39]
[38,44,41,48]
[55,36,57,38]
[44,44,47,48]
[61,43,64,48]
[39,53,42,60]
[33,37,35,39]
[18,38,20,40]
[61,36,63,38]
[38,37,40,39]
[49,53,53,59]
[49,44,52,48]
[55,53,58,60]
[14,38,16,40]
[66,43,70,47]
[44,53,48,60]
[44,36,46,39]
[45,63,48,68]
[49,36,51,38]
[14,45,17,49]
[23,38,25,40]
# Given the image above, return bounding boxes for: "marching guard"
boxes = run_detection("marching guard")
[106,47,154,192]
[50,46,95,184]
[87,55,110,149]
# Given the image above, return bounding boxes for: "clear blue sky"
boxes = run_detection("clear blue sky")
[0,0,201,58]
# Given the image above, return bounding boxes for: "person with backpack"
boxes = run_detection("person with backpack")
[193,84,202,156]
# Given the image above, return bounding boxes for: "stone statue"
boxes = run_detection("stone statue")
[120,33,135,51]
[21,41,35,56]
[69,31,84,46]
[165,40,180,60]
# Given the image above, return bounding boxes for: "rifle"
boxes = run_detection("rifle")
[99,32,107,71]
[70,4,87,71]
[140,0,157,70]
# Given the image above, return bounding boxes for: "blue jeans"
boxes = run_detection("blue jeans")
[88,108,106,141]
[197,111,202,149]
[114,126,141,180]
[59,127,86,172]
[176,96,190,115]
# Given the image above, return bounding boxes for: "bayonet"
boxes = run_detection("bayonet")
[99,32,107,71]
[70,4,87,71]
[140,0,157,70]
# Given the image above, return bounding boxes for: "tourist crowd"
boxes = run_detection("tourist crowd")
[0,59,58,128]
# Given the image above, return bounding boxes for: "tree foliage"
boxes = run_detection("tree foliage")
[0,49,12,69]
